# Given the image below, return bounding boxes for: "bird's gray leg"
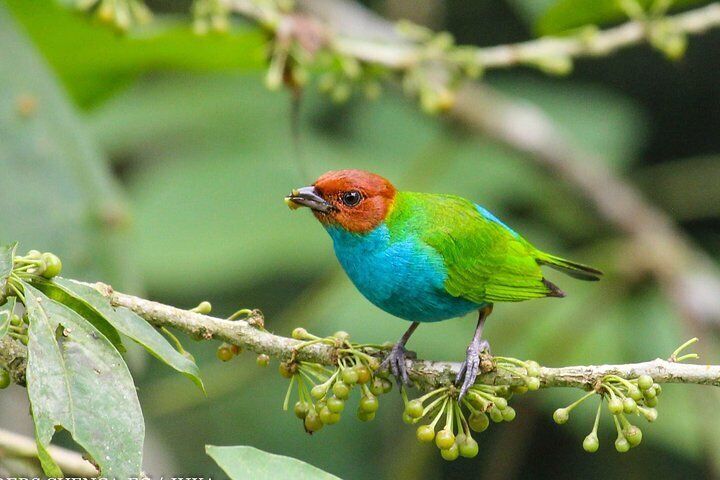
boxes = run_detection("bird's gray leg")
[457,305,493,401]
[380,322,420,386]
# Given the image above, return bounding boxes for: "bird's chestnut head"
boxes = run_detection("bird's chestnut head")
[285,169,396,233]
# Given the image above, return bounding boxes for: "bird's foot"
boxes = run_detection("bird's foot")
[380,343,412,387]
[456,339,491,402]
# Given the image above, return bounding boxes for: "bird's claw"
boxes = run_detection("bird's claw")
[456,340,490,401]
[380,343,411,387]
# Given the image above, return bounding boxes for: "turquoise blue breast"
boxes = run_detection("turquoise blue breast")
[325,224,481,322]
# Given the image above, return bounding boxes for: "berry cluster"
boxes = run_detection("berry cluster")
[1,248,65,385]
[2,248,63,314]
[403,357,541,461]
[553,338,698,453]
[279,329,392,433]
[553,373,660,453]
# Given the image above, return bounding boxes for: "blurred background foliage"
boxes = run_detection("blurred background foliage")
[1,0,719,478]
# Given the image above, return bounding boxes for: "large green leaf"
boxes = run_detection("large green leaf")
[23,283,144,478]
[0,5,138,290]
[6,0,266,108]
[206,445,341,480]
[39,277,204,391]
[536,0,711,35]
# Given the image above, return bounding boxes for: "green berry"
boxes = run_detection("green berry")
[355,365,371,384]
[405,399,424,418]
[278,362,293,378]
[357,409,375,422]
[304,410,324,432]
[440,443,459,461]
[193,301,212,314]
[511,385,528,394]
[381,378,393,394]
[294,401,309,419]
[256,354,270,367]
[642,407,658,422]
[292,327,308,339]
[608,398,623,415]
[629,386,643,401]
[469,412,489,432]
[525,360,541,377]
[643,386,657,399]
[493,397,508,410]
[359,395,379,413]
[319,406,340,425]
[40,253,61,278]
[615,436,630,453]
[625,425,642,446]
[623,397,637,414]
[489,407,503,423]
[644,395,658,407]
[553,408,569,424]
[526,377,540,391]
[583,434,599,453]
[327,396,345,413]
[26,250,41,259]
[402,412,414,424]
[637,375,654,391]
[332,381,350,399]
[367,357,381,371]
[370,378,385,396]
[332,330,350,341]
[311,384,327,400]
[502,406,516,422]
[435,429,455,450]
[416,425,435,443]
[458,436,479,458]
[216,345,234,362]
[342,368,359,385]
[653,384,662,396]
[0,369,10,389]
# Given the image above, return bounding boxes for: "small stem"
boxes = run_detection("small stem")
[282,375,296,411]
[670,337,699,361]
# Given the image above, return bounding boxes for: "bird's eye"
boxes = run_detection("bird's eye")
[341,190,362,207]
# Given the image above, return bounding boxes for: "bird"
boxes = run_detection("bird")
[285,169,602,400]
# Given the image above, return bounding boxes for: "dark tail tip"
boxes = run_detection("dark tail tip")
[543,278,566,298]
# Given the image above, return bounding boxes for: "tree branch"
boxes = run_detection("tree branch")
[73,284,720,390]
[229,0,720,71]
[3,282,715,392]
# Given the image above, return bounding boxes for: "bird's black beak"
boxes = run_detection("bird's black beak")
[285,186,334,213]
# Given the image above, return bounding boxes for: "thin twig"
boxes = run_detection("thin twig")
[0,428,98,476]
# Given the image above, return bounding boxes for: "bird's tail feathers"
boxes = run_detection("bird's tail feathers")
[536,252,603,281]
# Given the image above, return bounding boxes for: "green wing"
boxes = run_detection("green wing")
[399,193,554,303]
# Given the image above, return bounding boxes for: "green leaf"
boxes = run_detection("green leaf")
[23,283,144,478]
[206,445,341,480]
[0,5,139,290]
[6,0,266,108]
[0,242,16,286]
[35,436,64,478]
[536,0,710,35]
[0,297,16,341]
[35,280,125,352]
[39,277,204,391]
